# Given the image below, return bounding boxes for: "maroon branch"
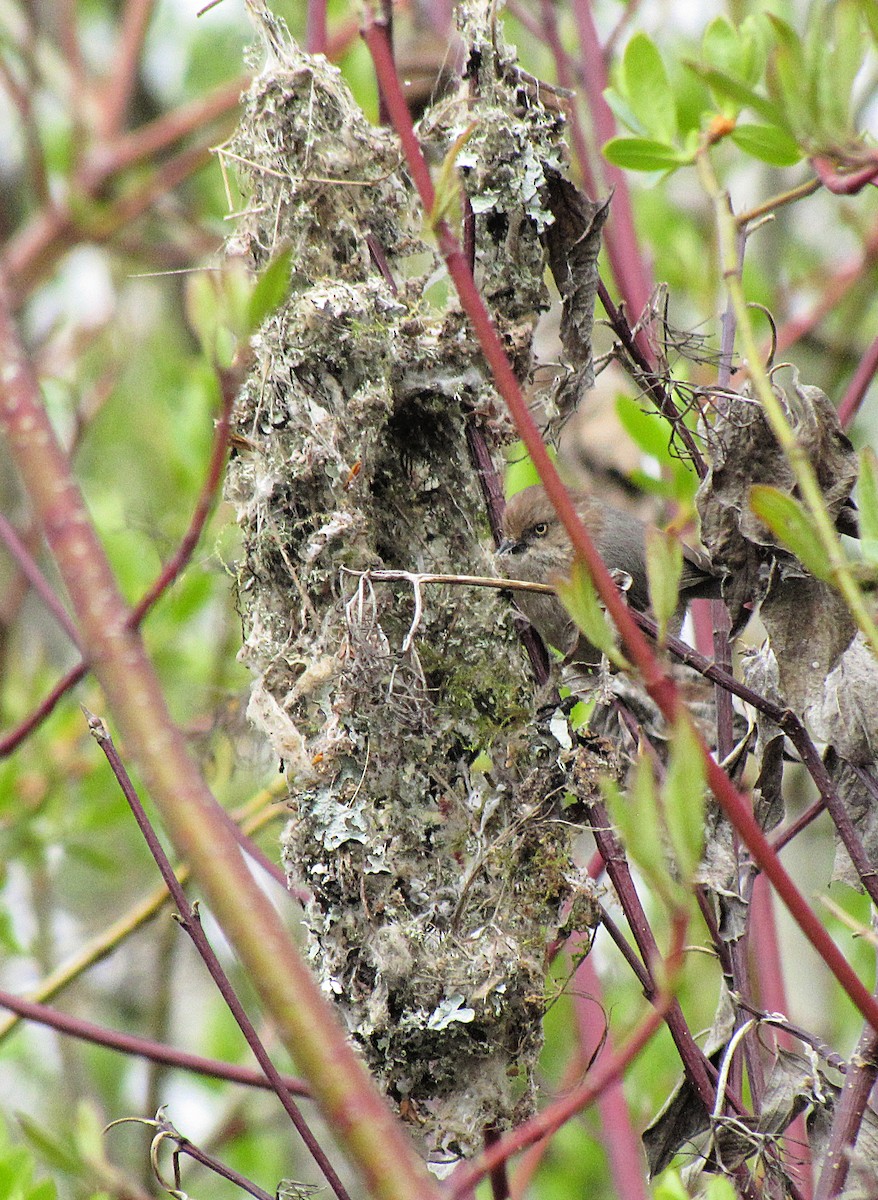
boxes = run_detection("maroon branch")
[0,985,308,1096]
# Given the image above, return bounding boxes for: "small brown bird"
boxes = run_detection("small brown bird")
[497,484,722,663]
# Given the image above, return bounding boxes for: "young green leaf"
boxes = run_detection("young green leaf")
[702,17,744,78]
[730,123,803,166]
[602,756,685,909]
[504,443,557,498]
[652,1170,690,1200]
[430,121,477,230]
[247,244,293,334]
[663,717,706,881]
[862,0,878,44]
[858,448,878,564]
[748,485,833,580]
[622,34,678,144]
[645,526,684,644]
[614,396,699,506]
[823,1,864,137]
[555,559,629,669]
[687,63,786,128]
[602,137,687,173]
[704,1175,739,1200]
[615,394,674,460]
[765,15,811,141]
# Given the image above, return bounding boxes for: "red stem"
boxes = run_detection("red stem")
[0,512,81,647]
[306,0,328,54]
[568,0,654,343]
[572,949,649,1200]
[811,154,878,195]
[0,371,233,757]
[837,329,878,429]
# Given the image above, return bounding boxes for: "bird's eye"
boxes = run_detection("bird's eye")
[531,522,549,538]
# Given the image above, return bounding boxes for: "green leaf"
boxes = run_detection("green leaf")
[704,1176,739,1200]
[663,718,706,881]
[615,394,674,460]
[602,757,684,909]
[823,1,864,136]
[748,485,834,580]
[702,17,743,78]
[602,137,688,173]
[27,1182,57,1200]
[470,750,493,774]
[603,87,649,138]
[16,1114,82,1176]
[569,699,594,731]
[621,34,677,143]
[431,121,476,229]
[861,0,878,44]
[738,15,772,86]
[687,63,786,127]
[765,16,811,140]
[555,559,629,669]
[645,527,684,643]
[0,1149,33,1198]
[614,396,699,506]
[652,1170,690,1200]
[729,123,803,166]
[503,443,557,499]
[858,448,878,564]
[246,244,293,333]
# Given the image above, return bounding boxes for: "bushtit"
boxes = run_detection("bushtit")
[497,484,722,663]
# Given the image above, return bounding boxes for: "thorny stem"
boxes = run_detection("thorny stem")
[362,17,878,1034]
[83,710,353,1200]
[696,144,878,659]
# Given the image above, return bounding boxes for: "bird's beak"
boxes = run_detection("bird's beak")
[496,537,520,557]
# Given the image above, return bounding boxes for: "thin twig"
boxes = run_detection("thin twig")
[0,511,81,647]
[83,710,352,1200]
[1,372,234,756]
[0,985,308,1096]
[99,0,157,138]
[0,782,290,1044]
